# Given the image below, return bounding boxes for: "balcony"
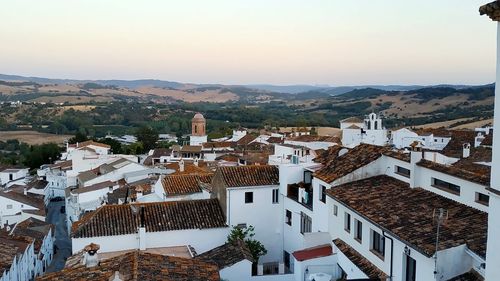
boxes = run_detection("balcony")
[287,182,313,210]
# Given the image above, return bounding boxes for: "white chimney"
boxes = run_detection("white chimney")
[82,243,100,268]
[179,159,185,172]
[409,141,423,188]
[109,271,123,281]
[194,158,199,167]
[138,226,146,251]
[23,187,27,196]
[463,143,471,158]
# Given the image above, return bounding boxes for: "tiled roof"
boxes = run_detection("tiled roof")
[418,159,490,186]
[180,145,202,153]
[292,244,332,262]
[216,165,279,187]
[313,143,387,183]
[37,251,220,281]
[480,133,493,146]
[72,199,227,238]
[441,130,477,158]
[266,137,284,144]
[75,140,111,149]
[0,191,45,214]
[382,150,411,162]
[236,134,257,146]
[71,181,116,194]
[49,160,72,170]
[313,145,347,166]
[0,234,33,274]
[12,218,53,253]
[345,124,362,129]
[203,142,236,149]
[333,239,388,280]
[162,174,213,196]
[480,0,500,21]
[288,135,340,143]
[27,179,48,190]
[326,176,488,258]
[165,162,213,175]
[196,240,254,269]
[239,152,271,165]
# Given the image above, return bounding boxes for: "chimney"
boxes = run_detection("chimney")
[82,243,100,268]
[463,143,471,158]
[194,158,199,167]
[136,186,144,199]
[409,141,423,188]
[138,206,146,250]
[23,187,27,196]
[179,159,185,172]
[109,271,123,281]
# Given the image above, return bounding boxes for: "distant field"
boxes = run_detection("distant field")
[0,131,71,145]
[413,118,493,130]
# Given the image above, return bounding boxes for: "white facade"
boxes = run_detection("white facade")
[190,135,208,146]
[0,169,29,187]
[342,113,388,148]
[391,128,451,150]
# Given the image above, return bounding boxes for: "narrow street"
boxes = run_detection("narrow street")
[45,200,72,273]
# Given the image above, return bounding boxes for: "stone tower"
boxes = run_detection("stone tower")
[192,113,206,136]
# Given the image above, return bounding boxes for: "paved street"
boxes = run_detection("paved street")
[45,200,72,273]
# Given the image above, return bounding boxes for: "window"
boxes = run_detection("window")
[476,192,490,206]
[354,219,362,242]
[236,223,247,229]
[344,212,351,233]
[432,178,460,195]
[272,189,279,204]
[284,251,291,272]
[6,204,12,209]
[405,254,417,281]
[371,230,385,259]
[303,171,312,184]
[395,166,411,178]
[245,192,253,203]
[333,205,338,216]
[320,185,327,203]
[286,210,292,226]
[300,212,312,234]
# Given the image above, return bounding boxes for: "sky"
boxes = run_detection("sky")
[0,0,497,86]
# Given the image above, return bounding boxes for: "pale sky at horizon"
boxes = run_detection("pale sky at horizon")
[0,0,497,86]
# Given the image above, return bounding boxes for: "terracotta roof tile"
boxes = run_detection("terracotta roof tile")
[162,174,213,196]
[37,251,220,281]
[236,134,257,146]
[441,130,477,158]
[289,135,340,143]
[340,117,363,123]
[196,240,254,269]
[314,144,387,183]
[326,176,487,258]
[480,133,493,146]
[203,142,236,149]
[383,150,411,162]
[12,218,53,253]
[333,239,388,280]
[72,199,226,238]
[292,244,332,262]
[216,165,279,187]
[267,137,284,144]
[418,159,490,186]
[75,140,111,149]
[313,145,347,165]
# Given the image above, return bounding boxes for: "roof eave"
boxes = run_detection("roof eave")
[480,1,500,21]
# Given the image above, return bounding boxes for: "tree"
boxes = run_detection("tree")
[135,126,158,151]
[21,143,62,170]
[68,132,88,144]
[227,225,267,262]
[98,138,123,154]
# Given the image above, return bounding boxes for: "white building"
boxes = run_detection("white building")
[0,168,29,188]
[70,199,229,255]
[0,191,45,226]
[391,127,452,150]
[341,113,388,148]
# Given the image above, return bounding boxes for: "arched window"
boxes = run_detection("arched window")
[195,125,198,134]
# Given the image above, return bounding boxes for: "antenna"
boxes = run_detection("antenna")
[432,208,448,279]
